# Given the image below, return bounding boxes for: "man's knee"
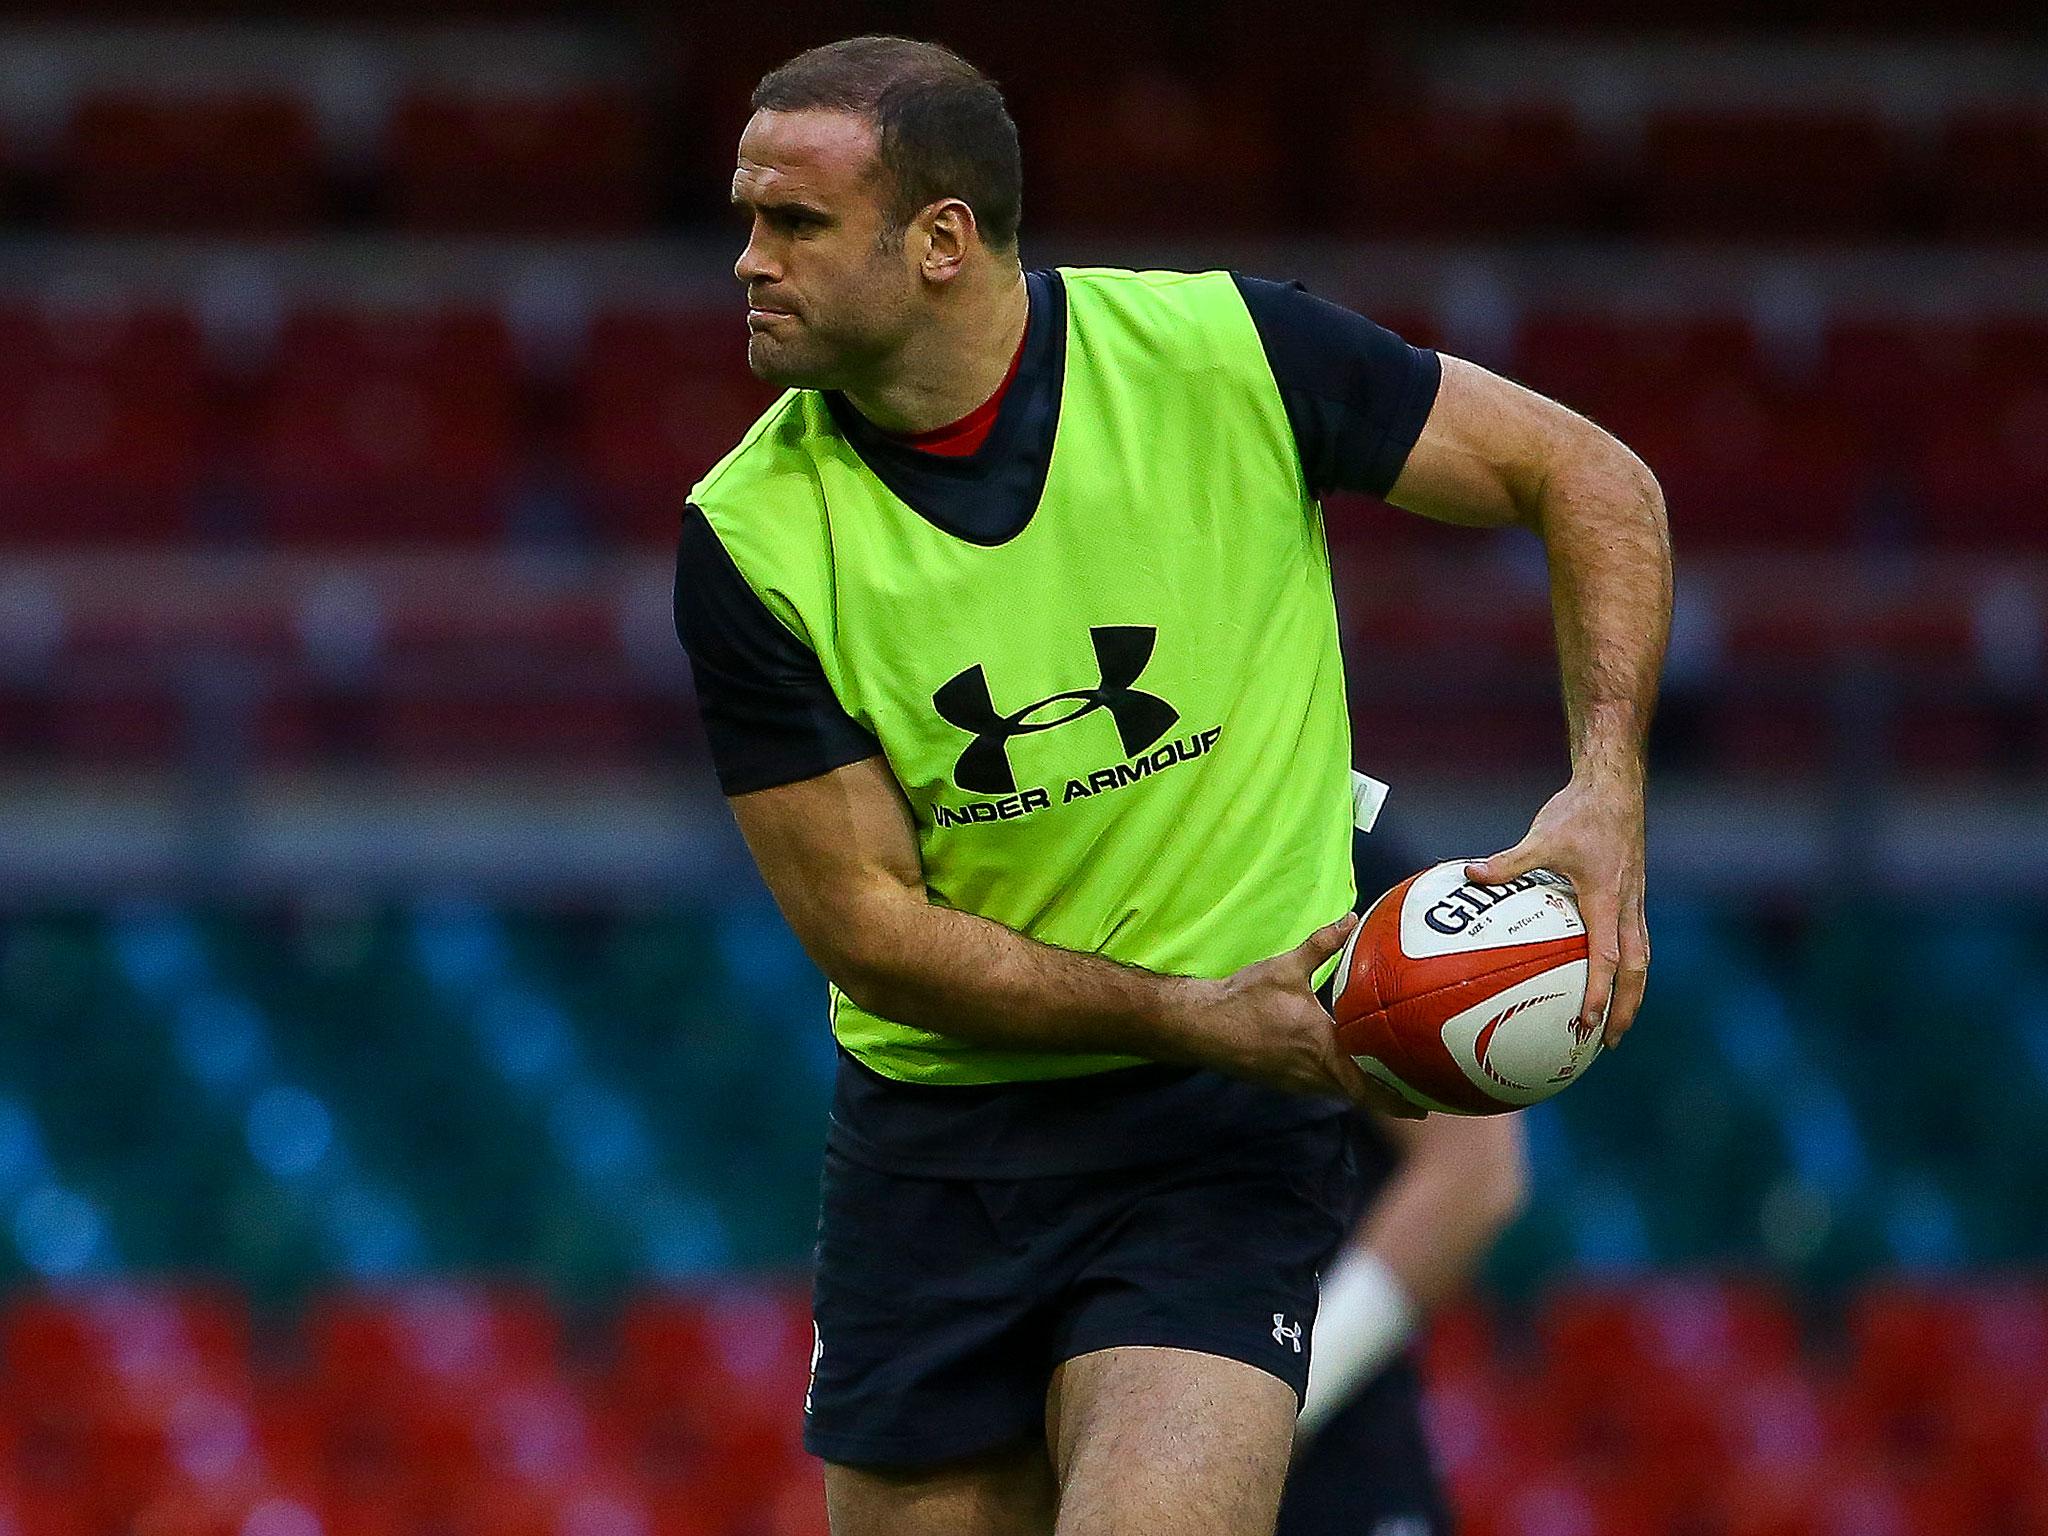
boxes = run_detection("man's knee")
[824,1436,1059,1536]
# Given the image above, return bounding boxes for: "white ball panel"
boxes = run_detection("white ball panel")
[1437,959,1596,1106]
[1398,861,1586,960]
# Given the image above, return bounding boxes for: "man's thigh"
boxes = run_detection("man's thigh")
[1046,1344,1300,1536]
[825,1438,1059,1536]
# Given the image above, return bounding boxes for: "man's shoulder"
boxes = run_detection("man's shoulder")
[689,387,826,508]
[1057,266,1265,374]
[1057,265,1237,304]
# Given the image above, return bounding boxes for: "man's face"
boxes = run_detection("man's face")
[731,109,922,389]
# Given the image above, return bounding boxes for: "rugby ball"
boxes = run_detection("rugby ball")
[1330,860,1598,1115]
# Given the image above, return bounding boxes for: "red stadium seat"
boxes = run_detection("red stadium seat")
[1910,382,2048,548]
[1335,103,1596,238]
[1637,110,1904,240]
[1934,107,2048,240]
[251,310,520,546]
[1513,313,1768,438]
[608,1284,811,1527]
[48,692,185,764]
[1711,1365,1842,1478]
[376,695,639,767]
[1538,1277,1800,1402]
[1513,312,1858,547]
[3,1288,250,1397]
[273,309,516,389]
[63,94,323,233]
[574,308,777,545]
[1625,388,1863,548]
[1419,1298,1499,1386]
[300,1290,586,1514]
[1847,1280,2048,1415]
[452,1483,657,1536]
[1,1290,263,1534]
[1458,1460,1678,1536]
[1347,697,1564,781]
[307,1286,561,1398]
[1424,1365,1575,1512]
[1340,308,1439,356]
[642,1488,741,1536]
[1711,700,1839,779]
[1973,316,2048,383]
[0,304,210,544]
[1031,69,1288,234]
[1818,317,2036,452]
[385,93,655,235]
[612,1285,811,1432]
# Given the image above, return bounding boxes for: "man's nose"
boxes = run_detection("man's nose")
[735,229,778,286]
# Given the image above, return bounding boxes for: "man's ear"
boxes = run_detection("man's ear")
[918,199,977,282]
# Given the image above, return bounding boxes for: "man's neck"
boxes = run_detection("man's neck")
[841,267,1031,436]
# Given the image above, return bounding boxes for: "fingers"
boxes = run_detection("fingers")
[1296,911,1359,970]
[1575,882,1621,1046]
[1603,874,1649,1047]
[1465,840,1540,886]
[1330,1050,1425,1120]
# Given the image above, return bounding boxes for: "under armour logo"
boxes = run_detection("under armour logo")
[932,625,1179,794]
[1272,1314,1302,1352]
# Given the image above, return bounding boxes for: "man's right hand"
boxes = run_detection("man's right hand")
[1170,915,1426,1119]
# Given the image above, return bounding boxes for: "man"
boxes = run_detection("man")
[673,35,1667,1536]
[1278,1107,1529,1536]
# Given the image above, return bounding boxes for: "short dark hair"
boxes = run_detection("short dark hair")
[752,36,1022,252]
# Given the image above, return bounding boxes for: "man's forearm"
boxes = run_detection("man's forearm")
[1529,437,1672,777]
[1355,1127,1526,1309]
[731,755,1378,1101]
[838,896,1206,1061]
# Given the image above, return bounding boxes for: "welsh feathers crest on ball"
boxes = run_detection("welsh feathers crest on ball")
[1328,861,1599,1115]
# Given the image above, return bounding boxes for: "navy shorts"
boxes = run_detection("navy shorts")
[804,1116,1357,1467]
[1276,1356,1455,1536]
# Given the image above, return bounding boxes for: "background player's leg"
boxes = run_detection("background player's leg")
[1276,1357,1454,1536]
[823,1439,1060,1536]
[1045,1345,1298,1536]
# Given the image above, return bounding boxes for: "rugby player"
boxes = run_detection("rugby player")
[1279,1107,1529,1536]
[673,35,1669,1536]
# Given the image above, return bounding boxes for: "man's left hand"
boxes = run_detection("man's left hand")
[1463,768,1648,1048]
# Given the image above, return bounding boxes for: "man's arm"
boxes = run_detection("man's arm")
[728,756,1416,1114]
[1387,355,1672,1046]
[1296,1112,1528,1440]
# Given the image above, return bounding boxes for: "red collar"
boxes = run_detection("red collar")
[885,319,1030,458]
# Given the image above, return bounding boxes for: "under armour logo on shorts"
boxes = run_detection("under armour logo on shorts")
[1272,1314,1302,1352]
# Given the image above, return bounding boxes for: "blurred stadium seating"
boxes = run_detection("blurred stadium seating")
[1,5,2044,1533]
[5,287,2048,555]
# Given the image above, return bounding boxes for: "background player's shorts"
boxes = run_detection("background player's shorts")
[1276,1354,1456,1536]
[804,1116,1354,1467]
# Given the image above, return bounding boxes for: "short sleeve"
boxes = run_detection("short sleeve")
[674,505,882,795]
[1230,273,1443,500]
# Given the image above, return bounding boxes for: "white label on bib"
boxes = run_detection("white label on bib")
[1350,771,1390,833]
